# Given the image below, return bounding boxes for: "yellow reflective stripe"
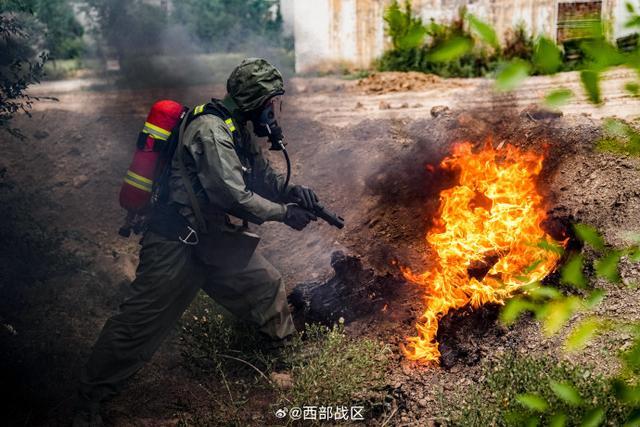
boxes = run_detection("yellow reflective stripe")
[194,104,205,115]
[225,118,236,132]
[126,170,153,184]
[124,177,152,192]
[142,121,171,140]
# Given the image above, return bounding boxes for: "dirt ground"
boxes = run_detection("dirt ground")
[1,69,640,426]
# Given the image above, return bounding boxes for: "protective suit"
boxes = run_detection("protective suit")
[75,59,307,423]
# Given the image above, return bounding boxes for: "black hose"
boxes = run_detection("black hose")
[280,142,291,195]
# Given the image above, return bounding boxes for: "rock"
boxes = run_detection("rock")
[73,175,90,188]
[379,101,391,110]
[431,105,450,117]
[521,105,563,120]
[270,372,293,390]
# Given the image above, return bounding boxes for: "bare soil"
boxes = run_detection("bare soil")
[1,69,640,426]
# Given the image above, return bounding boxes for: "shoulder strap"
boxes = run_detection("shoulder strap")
[176,113,208,234]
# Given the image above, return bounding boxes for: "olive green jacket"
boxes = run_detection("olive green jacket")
[168,113,288,226]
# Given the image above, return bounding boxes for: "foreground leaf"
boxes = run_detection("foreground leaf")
[429,36,473,62]
[516,393,549,412]
[501,298,537,325]
[550,412,568,427]
[581,70,601,104]
[581,407,605,427]
[595,251,622,283]
[496,60,531,91]
[534,37,562,74]
[550,380,583,405]
[565,318,602,351]
[468,14,498,48]
[573,224,605,251]
[561,255,587,288]
[545,89,573,107]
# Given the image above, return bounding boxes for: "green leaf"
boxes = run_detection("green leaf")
[534,37,562,74]
[584,289,605,309]
[496,60,531,91]
[550,380,583,405]
[627,2,635,13]
[545,89,573,107]
[429,36,473,62]
[573,224,605,251]
[595,251,622,283]
[550,413,568,427]
[613,379,640,404]
[537,239,565,255]
[622,337,640,374]
[581,407,605,427]
[581,70,602,104]
[529,286,562,300]
[398,24,427,50]
[516,393,549,412]
[468,14,498,48]
[630,248,640,262]
[565,318,603,351]
[501,298,537,325]
[543,299,577,335]
[561,255,587,288]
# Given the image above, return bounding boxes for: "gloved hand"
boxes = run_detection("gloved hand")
[284,204,317,231]
[287,185,319,210]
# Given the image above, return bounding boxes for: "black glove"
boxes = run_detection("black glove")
[287,185,319,210]
[284,205,317,231]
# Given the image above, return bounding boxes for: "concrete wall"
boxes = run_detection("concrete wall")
[291,0,631,73]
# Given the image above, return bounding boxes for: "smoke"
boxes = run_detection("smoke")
[86,0,293,89]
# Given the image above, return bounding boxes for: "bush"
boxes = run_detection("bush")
[377,3,495,78]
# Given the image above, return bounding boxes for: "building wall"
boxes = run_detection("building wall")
[292,0,631,73]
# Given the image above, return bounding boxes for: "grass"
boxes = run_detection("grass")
[284,322,391,410]
[449,353,633,426]
[179,296,392,424]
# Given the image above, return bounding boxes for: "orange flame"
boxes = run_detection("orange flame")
[401,142,562,364]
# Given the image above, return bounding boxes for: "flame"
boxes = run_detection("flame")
[401,142,562,364]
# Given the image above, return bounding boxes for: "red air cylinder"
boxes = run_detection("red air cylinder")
[119,100,185,213]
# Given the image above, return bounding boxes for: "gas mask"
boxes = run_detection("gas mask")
[251,95,285,151]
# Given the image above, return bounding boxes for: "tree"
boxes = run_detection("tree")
[3,0,85,60]
[0,10,48,138]
[171,0,285,53]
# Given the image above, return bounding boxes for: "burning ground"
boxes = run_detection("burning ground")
[1,71,640,425]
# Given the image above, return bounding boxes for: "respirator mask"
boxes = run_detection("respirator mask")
[252,95,285,151]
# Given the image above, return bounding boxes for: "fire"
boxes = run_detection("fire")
[401,142,562,364]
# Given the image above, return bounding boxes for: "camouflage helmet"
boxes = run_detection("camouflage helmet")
[226,58,285,113]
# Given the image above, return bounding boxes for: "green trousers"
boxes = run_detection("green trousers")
[78,232,295,405]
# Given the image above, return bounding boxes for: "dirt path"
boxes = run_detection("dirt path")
[1,70,639,425]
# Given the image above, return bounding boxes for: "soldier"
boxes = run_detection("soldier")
[73,58,319,426]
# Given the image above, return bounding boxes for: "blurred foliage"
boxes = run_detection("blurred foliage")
[495,223,640,426]
[0,7,49,138]
[452,354,632,426]
[2,0,84,60]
